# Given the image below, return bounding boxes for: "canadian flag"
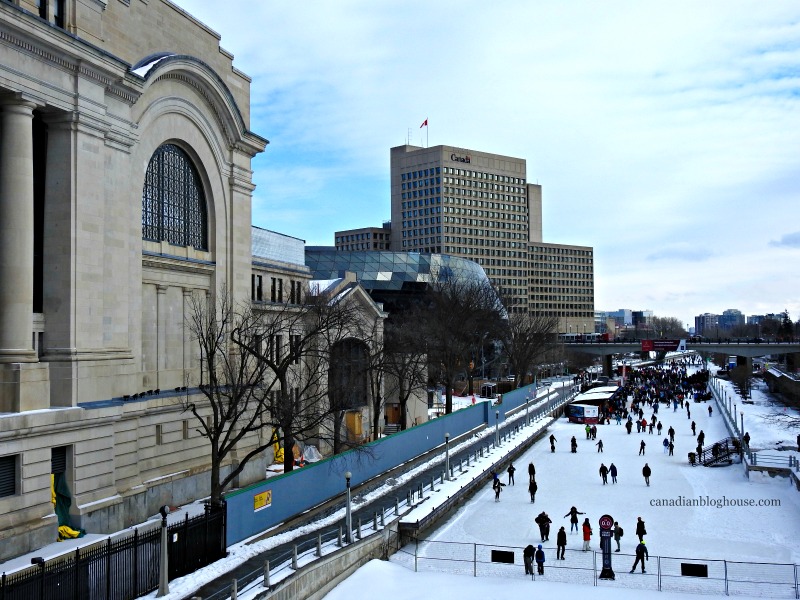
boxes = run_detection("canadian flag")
[420,118,428,128]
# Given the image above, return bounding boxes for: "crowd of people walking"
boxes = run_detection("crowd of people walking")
[492,359,718,577]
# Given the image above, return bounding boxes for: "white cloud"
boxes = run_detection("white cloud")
[174,0,800,324]
[769,231,800,248]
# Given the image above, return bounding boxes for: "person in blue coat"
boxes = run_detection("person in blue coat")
[609,462,618,484]
[535,544,546,575]
[630,540,649,573]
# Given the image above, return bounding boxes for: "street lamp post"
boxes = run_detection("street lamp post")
[525,393,530,427]
[157,505,170,597]
[344,472,353,543]
[495,410,499,448]
[740,411,744,435]
[444,433,451,480]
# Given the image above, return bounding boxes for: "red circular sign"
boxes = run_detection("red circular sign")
[599,515,614,530]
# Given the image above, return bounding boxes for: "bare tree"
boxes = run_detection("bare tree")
[651,316,688,338]
[381,316,428,430]
[420,276,504,414]
[729,365,752,399]
[230,281,381,471]
[497,310,559,389]
[184,290,275,507]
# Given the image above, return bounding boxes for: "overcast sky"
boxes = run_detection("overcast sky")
[172,1,800,327]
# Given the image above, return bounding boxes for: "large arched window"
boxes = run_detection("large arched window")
[142,144,208,250]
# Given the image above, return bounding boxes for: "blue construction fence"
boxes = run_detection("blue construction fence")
[225,381,565,545]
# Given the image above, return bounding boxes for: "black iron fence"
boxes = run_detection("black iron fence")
[396,539,800,598]
[0,504,225,600]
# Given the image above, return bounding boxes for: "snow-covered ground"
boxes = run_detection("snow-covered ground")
[323,559,770,600]
[408,394,799,564]
[325,361,800,600]
[4,359,799,600]
[714,373,799,457]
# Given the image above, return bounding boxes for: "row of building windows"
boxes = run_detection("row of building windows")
[442,187,524,201]
[532,309,595,318]
[444,228,527,240]
[402,197,442,209]
[444,215,527,228]
[251,275,303,304]
[402,219,442,229]
[402,177,442,189]
[402,227,442,237]
[445,196,526,209]
[339,242,390,251]
[533,270,594,281]
[532,257,594,267]
[402,188,441,199]
[529,290,594,303]
[441,247,517,258]
[484,268,526,278]
[531,246,593,257]
[401,167,442,179]
[335,232,389,243]
[444,204,526,216]
[490,279,527,289]
[402,207,442,218]
[532,273,594,282]
[440,167,525,185]
[401,241,442,253]
[443,177,526,196]
[482,258,527,267]
[443,238,524,249]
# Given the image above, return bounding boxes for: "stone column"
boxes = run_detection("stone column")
[0,98,37,362]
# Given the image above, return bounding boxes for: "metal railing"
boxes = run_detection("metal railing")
[0,505,225,600]
[202,502,403,600]
[198,386,579,599]
[748,452,800,471]
[397,539,800,598]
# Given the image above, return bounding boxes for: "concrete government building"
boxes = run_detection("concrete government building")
[338,144,594,332]
[0,0,385,560]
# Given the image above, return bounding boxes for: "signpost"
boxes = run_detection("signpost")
[598,514,615,580]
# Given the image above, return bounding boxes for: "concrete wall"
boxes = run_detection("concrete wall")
[764,370,800,404]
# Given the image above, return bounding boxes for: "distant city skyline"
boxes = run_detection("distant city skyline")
[174,1,800,327]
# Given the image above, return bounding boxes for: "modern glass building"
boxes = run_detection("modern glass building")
[305,247,490,310]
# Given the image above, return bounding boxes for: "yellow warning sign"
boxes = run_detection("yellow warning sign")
[254,490,272,512]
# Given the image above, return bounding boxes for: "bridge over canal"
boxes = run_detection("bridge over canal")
[563,340,800,377]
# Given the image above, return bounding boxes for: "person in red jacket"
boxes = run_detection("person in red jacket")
[582,517,592,551]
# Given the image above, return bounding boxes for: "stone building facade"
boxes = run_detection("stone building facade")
[0,0,274,559]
